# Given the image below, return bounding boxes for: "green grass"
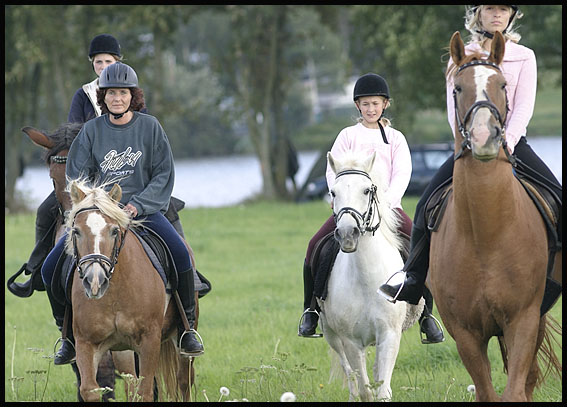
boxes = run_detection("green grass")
[4,199,562,402]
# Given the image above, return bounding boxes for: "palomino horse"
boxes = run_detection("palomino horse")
[17,124,197,401]
[66,179,191,401]
[319,151,423,401]
[427,31,561,402]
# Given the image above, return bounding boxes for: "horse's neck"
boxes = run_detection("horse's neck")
[341,232,397,281]
[453,153,519,235]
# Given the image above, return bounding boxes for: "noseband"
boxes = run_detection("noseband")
[71,206,127,280]
[333,169,381,236]
[453,60,514,163]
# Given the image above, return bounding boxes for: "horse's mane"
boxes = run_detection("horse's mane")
[446,51,486,80]
[64,178,143,255]
[44,122,83,165]
[333,152,403,252]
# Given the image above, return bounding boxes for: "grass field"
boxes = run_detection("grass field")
[4,199,562,402]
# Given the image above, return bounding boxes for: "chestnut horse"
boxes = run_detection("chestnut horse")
[19,125,195,401]
[66,179,194,401]
[427,31,561,402]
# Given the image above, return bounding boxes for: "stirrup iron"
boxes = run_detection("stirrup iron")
[419,314,445,344]
[377,270,407,303]
[297,308,323,338]
[179,328,205,357]
[53,337,76,363]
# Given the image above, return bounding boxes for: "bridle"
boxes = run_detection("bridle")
[452,59,514,164]
[332,169,381,236]
[71,206,128,280]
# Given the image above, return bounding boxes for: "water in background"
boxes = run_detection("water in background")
[14,137,562,211]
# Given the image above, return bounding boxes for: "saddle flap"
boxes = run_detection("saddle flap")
[425,178,453,233]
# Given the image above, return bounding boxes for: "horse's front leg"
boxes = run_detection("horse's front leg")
[342,340,372,402]
[75,339,104,402]
[111,350,137,401]
[136,332,162,401]
[373,329,403,401]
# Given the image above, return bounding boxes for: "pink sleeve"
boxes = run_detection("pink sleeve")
[505,52,537,154]
[385,133,412,209]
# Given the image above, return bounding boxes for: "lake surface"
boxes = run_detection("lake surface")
[14,137,562,211]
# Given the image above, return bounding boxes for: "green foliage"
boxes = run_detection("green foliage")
[5,200,562,402]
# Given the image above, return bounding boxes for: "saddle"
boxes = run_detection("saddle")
[424,172,562,315]
[310,230,410,304]
[51,225,212,305]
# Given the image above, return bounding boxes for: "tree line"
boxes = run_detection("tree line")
[5,5,561,210]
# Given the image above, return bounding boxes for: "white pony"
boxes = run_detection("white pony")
[319,151,423,401]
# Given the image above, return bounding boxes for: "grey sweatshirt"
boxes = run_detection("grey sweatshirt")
[66,112,175,215]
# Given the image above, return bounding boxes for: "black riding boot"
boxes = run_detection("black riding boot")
[46,284,75,365]
[378,223,429,305]
[419,287,445,344]
[177,271,204,356]
[298,261,322,337]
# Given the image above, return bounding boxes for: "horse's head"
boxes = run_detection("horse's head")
[23,123,83,212]
[449,31,508,162]
[328,151,383,253]
[65,180,131,299]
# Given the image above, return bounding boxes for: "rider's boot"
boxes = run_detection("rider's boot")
[298,261,321,337]
[378,223,428,305]
[419,288,445,344]
[46,284,76,365]
[177,270,204,356]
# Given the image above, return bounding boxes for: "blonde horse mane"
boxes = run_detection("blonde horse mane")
[64,178,143,255]
[332,152,403,253]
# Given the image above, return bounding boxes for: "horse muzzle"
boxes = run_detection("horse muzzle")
[334,225,360,253]
[470,124,502,162]
[79,262,111,299]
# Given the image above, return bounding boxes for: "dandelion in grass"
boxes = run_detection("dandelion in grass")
[219,386,230,401]
[467,384,476,394]
[280,391,296,402]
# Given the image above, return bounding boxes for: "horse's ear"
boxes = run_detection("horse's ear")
[22,126,55,149]
[362,152,376,173]
[327,152,338,175]
[69,181,86,204]
[449,31,466,67]
[489,31,505,66]
[109,183,122,202]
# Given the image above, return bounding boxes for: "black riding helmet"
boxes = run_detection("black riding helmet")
[88,34,122,58]
[99,62,138,89]
[471,5,519,38]
[353,73,390,101]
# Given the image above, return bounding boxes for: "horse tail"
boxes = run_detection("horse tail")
[497,313,562,387]
[535,314,562,387]
[155,338,180,401]
[402,300,425,332]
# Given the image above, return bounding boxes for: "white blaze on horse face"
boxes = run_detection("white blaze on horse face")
[86,212,107,254]
[470,66,498,146]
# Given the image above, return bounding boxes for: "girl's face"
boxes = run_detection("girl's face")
[92,53,118,77]
[356,96,388,127]
[104,88,132,115]
[479,5,512,34]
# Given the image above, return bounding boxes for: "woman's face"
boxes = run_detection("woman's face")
[479,5,512,34]
[355,96,388,126]
[104,88,132,115]
[92,53,118,77]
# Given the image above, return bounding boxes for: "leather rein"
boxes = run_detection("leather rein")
[452,59,515,165]
[333,169,381,236]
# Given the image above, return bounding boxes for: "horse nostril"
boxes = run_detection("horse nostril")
[352,227,361,240]
[334,228,342,242]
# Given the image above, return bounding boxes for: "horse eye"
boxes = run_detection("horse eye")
[455,85,462,92]
[364,188,370,195]
[111,227,119,236]
[329,190,336,198]
[72,227,81,237]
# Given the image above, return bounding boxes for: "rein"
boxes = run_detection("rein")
[333,169,381,235]
[71,206,128,280]
[452,60,515,165]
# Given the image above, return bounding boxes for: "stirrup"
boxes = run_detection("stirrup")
[377,270,407,303]
[179,328,205,357]
[53,337,76,364]
[419,314,445,344]
[297,309,323,338]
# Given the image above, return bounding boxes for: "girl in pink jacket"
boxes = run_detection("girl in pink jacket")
[379,5,562,310]
[298,73,445,343]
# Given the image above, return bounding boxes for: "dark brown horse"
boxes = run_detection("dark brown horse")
[427,31,561,402]
[20,124,196,401]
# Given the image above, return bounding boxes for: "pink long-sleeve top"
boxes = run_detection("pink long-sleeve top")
[325,122,412,209]
[446,40,537,154]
